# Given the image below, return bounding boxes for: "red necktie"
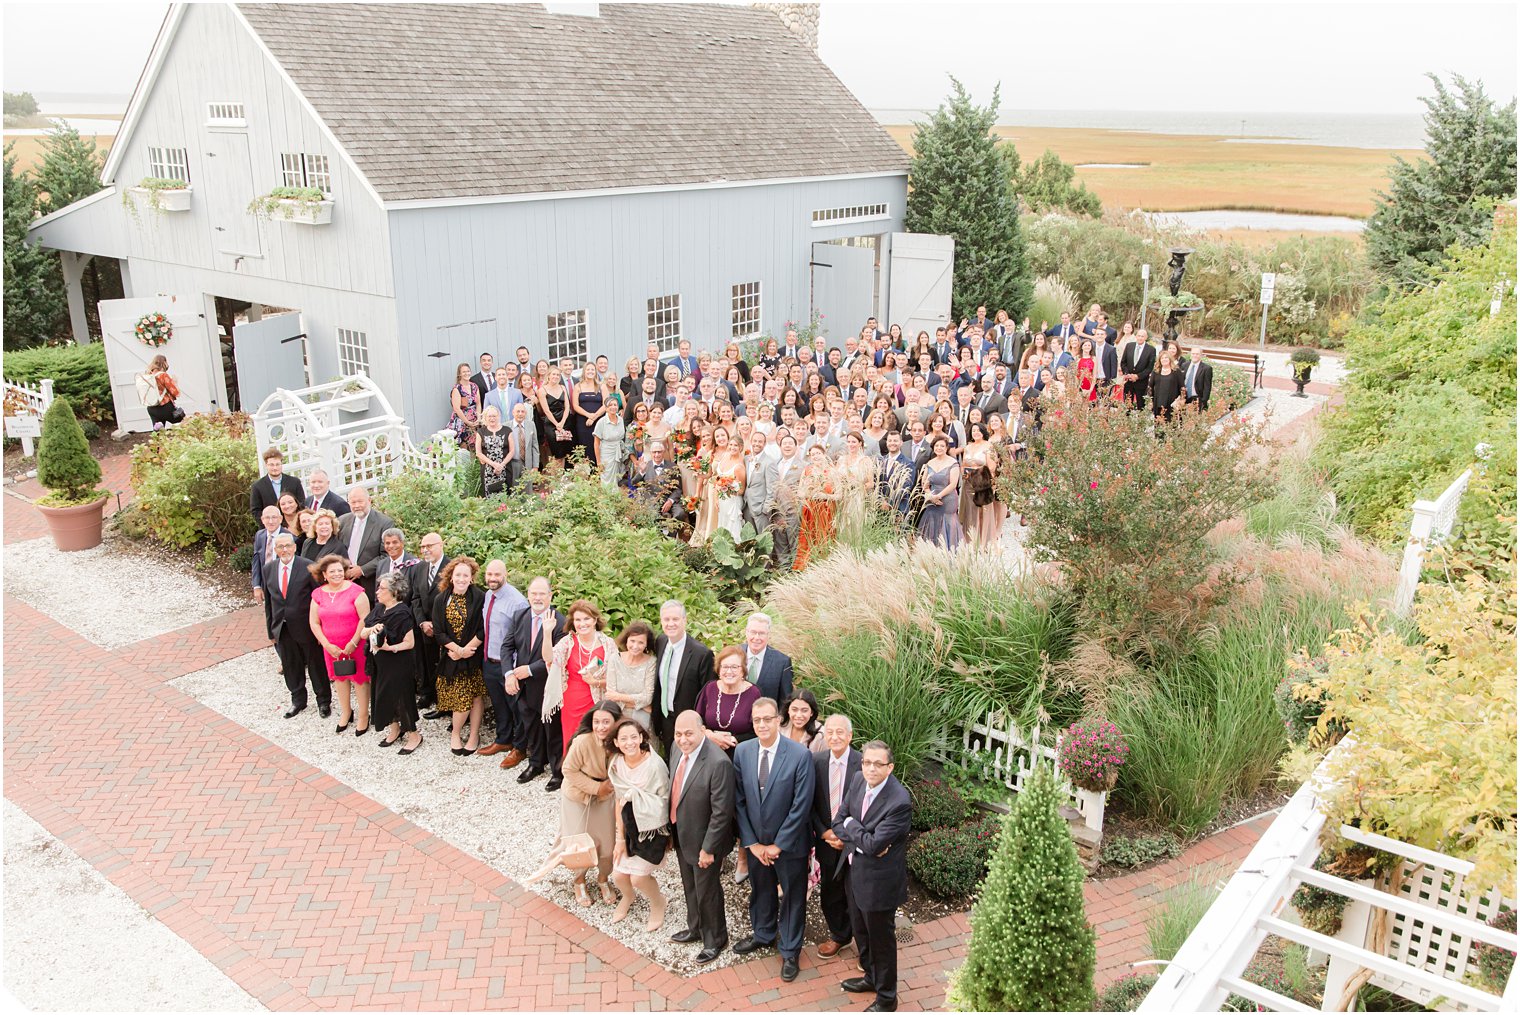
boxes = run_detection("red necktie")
[280,564,289,598]
[670,752,688,824]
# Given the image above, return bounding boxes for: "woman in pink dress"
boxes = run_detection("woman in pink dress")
[308,553,371,735]
[544,599,617,755]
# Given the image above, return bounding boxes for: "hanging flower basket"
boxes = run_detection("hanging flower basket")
[1057,719,1129,793]
[134,312,173,347]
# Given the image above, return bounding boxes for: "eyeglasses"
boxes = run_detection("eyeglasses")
[860,760,892,769]
[751,714,779,724]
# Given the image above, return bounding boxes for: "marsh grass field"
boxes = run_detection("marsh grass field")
[884,123,1420,221]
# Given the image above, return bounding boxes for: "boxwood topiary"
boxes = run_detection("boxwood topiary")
[36,395,103,505]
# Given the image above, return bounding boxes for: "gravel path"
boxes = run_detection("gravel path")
[2,535,242,648]
[171,650,778,976]
[2,799,264,1012]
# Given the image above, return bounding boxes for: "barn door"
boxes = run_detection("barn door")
[810,241,878,341]
[234,312,308,411]
[885,232,955,341]
[206,131,262,257]
[98,295,217,433]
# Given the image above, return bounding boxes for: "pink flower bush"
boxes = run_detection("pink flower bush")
[1057,720,1129,791]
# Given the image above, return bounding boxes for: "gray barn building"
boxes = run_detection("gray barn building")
[30,2,951,436]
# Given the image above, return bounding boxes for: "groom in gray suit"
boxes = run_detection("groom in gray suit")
[742,431,778,535]
[508,401,538,488]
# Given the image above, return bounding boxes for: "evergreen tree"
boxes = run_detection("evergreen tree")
[1364,73,1517,287]
[4,91,39,116]
[34,122,105,215]
[36,396,102,504]
[3,143,66,349]
[1017,149,1103,218]
[905,77,1033,319]
[948,764,1096,1012]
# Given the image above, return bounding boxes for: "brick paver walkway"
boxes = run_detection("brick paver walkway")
[5,460,1274,1009]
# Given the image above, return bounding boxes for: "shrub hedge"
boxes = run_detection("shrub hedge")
[910,778,971,831]
[907,814,1002,900]
[3,342,115,424]
[128,413,258,549]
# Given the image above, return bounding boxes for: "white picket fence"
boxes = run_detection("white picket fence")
[1393,467,1472,616]
[937,710,1108,837]
[2,376,55,457]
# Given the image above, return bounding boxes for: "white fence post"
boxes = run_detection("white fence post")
[3,375,56,458]
[1392,469,1472,617]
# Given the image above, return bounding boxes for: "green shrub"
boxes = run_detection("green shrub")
[1099,832,1181,869]
[2,342,115,424]
[910,778,971,831]
[1146,869,1219,962]
[907,814,1001,899]
[375,469,464,538]
[129,413,257,549]
[1474,907,1516,991]
[35,395,102,505]
[1290,878,1348,936]
[228,542,254,574]
[948,765,1095,1012]
[453,452,482,498]
[1094,972,1159,1011]
[1213,362,1255,415]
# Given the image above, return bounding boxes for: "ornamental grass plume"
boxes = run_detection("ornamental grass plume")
[947,763,1095,1011]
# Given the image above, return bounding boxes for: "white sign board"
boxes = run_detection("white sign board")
[5,414,40,438]
[1260,272,1276,305]
[1140,263,1150,281]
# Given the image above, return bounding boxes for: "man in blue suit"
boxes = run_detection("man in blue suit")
[879,431,916,519]
[663,338,699,380]
[834,741,913,1012]
[742,613,793,705]
[1044,312,1079,345]
[733,697,816,983]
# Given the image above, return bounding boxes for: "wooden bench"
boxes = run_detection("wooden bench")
[1204,348,1263,388]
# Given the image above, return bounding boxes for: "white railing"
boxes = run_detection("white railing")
[1138,739,1517,1013]
[2,376,54,457]
[1394,468,1472,616]
[936,710,1108,837]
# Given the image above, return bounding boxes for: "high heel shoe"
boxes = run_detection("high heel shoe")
[335,715,353,734]
[598,881,616,906]
[378,733,400,748]
[354,725,369,737]
[575,882,592,908]
[398,737,423,756]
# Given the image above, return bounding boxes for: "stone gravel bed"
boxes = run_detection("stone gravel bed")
[2,534,243,649]
[3,799,264,1011]
[172,649,785,976]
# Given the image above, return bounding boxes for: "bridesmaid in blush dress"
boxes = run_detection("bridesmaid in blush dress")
[916,435,963,550]
[309,553,371,735]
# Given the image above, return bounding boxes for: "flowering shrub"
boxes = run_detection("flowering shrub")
[909,777,971,831]
[1094,972,1158,1011]
[1057,719,1129,791]
[128,413,257,549]
[907,814,1002,899]
[1474,907,1516,991]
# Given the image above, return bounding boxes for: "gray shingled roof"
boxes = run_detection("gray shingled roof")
[235,2,908,203]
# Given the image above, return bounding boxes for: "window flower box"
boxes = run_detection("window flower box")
[123,179,192,214]
[247,188,333,225]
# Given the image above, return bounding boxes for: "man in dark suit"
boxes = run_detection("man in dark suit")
[263,533,332,718]
[469,352,495,405]
[1044,312,1079,346]
[834,741,914,1012]
[1120,329,1157,412]
[410,533,448,713]
[1183,344,1214,413]
[627,376,662,423]
[996,318,1028,369]
[1098,333,1120,390]
[733,698,816,983]
[336,486,393,596]
[651,600,714,756]
[303,469,349,517]
[742,612,793,705]
[812,714,862,958]
[505,576,567,789]
[818,347,844,389]
[249,447,306,520]
[373,528,418,584]
[931,327,954,367]
[879,431,916,519]
[250,506,289,606]
[635,443,689,529]
[974,375,1008,419]
[667,711,736,964]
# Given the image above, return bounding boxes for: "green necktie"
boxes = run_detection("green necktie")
[747,653,760,685]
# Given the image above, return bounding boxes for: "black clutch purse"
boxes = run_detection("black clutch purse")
[333,657,357,677]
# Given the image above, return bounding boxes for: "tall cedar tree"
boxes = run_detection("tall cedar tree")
[949,764,1096,1012]
[1364,73,1517,287]
[33,124,122,338]
[905,78,1033,320]
[3,143,66,349]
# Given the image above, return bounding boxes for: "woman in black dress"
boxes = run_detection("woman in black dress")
[571,369,605,465]
[362,570,423,754]
[537,367,575,468]
[1150,350,1185,424]
[475,406,511,496]
[302,509,342,561]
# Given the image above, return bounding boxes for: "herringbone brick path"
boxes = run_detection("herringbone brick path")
[5,459,1272,1009]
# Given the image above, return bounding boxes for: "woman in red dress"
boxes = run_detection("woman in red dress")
[792,444,838,571]
[1077,338,1099,404]
[544,599,618,754]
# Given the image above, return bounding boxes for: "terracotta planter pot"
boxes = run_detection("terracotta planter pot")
[37,496,108,551]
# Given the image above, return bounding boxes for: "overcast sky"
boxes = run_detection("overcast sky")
[3,0,1515,115]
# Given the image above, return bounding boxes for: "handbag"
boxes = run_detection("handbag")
[559,832,600,871]
[332,656,357,677]
[168,402,186,423]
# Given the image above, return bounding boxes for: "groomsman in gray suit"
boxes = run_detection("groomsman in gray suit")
[742,431,778,536]
[508,401,538,488]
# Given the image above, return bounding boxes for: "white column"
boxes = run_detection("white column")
[58,251,94,345]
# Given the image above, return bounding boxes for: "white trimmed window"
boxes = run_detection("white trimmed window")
[146,146,190,183]
[547,310,588,362]
[811,203,890,227]
[647,294,682,352]
[336,327,370,376]
[731,282,761,339]
[205,102,246,126]
[278,152,332,194]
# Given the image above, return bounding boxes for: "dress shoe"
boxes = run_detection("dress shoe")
[499,748,526,770]
[478,742,510,757]
[318,704,332,719]
[781,958,799,982]
[283,705,306,719]
[694,946,723,964]
[398,737,423,756]
[544,774,563,792]
[517,764,546,784]
[669,929,700,944]
[863,1001,895,1012]
[422,708,448,720]
[733,936,770,955]
[841,977,874,994]
[818,938,850,958]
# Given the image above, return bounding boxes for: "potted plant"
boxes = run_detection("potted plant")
[247,186,333,225]
[335,377,372,414]
[1056,719,1129,793]
[122,176,192,215]
[34,396,108,551]
[1290,347,1321,396]
[1149,290,1204,315]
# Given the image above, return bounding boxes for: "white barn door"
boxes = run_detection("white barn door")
[811,242,878,340]
[234,313,309,411]
[98,295,217,433]
[885,232,954,341]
